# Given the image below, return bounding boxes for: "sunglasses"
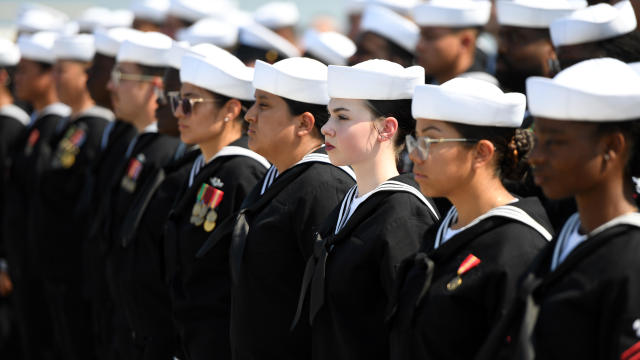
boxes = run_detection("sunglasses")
[110,68,157,88]
[168,92,218,116]
[405,134,477,161]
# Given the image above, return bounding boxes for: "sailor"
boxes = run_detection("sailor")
[3,31,70,360]
[412,0,496,85]
[223,57,355,360]
[234,21,301,66]
[131,0,169,32]
[495,0,586,93]
[301,29,356,66]
[161,46,269,360]
[291,59,439,360]
[388,77,553,360]
[550,0,640,69]
[478,58,640,360]
[348,5,419,68]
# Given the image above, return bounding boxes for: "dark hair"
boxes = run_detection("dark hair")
[138,63,166,77]
[35,61,53,71]
[450,123,534,181]
[282,97,328,139]
[1,65,17,91]
[597,119,640,178]
[207,89,253,132]
[235,44,287,65]
[380,35,414,68]
[365,99,414,153]
[597,31,640,64]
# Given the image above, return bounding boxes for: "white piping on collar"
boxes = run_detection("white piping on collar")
[188,146,270,188]
[0,104,30,126]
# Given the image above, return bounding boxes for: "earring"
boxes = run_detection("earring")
[224,117,230,123]
[604,153,611,161]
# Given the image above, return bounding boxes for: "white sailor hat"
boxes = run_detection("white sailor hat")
[360,5,419,54]
[53,34,95,62]
[181,47,254,100]
[77,7,134,33]
[131,0,169,23]
[0,39,21,67]
[303,29,356,65]
[253,57,330,105]
[328,59,424,100]
[345,0,367,15]
[94,27,143,57]
[527,58,640,122]
[253,2,300,29]
[413,0,492,27]
[412,77,526,127]
[369,0,420,16]
[239,22,301,58]
[550,0,637,47]
[496,0,587,29]
[16,4,69,33]
[17,31,59,64]
[117,31,173,67]
[177,18,238,48]
[165,41,191,69]
[168,0,231,23]
[630,61,640,75]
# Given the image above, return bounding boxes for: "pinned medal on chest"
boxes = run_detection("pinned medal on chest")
[190,183,224,232]
[446,254,481,291]
[24,129,40,156]
[120,154,145,193]
[52,125,87,169]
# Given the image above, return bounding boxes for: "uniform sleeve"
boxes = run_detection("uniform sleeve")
[612,257,640,360]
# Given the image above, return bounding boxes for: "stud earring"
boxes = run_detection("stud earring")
[224,117,230,122]
[604,153,611,161]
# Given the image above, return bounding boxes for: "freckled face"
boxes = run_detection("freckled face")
[409,118,475,198]
[322,98,379,166]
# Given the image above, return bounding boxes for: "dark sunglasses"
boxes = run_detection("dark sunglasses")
[168,91,218,116]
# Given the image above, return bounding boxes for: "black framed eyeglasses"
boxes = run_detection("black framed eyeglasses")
[168,91,218,116]
[406,134,478,160]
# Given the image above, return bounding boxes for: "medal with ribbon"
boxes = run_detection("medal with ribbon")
[24,129,40,156]
[54,125,87,169]
[190,183,224,231]
[120,154,145,193]
[203,188,224,232]
[446,253,481,291]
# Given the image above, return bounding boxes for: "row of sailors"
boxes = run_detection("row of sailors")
[0,2,639,360]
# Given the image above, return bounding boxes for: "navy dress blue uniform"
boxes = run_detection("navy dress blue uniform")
[293,173,439,360]
[117,148,199,360]
[476,213,640,360]
[388,197,553,360]
[2,104,68,360]
[33,106,112,360]
[165,137,269,360]
[227,148,355,360]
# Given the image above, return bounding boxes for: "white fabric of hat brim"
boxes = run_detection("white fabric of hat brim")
[630,61,640,75]
[16,4,69,33]
[131,0,169,23]
[303,29,356,65]
[412,77,526,127]
[0,39,21,66]
[94,27,143,57]
[168,0,232,22]
[239,22,301,58]
[550,1,637,47]
[412,0,491,27]
[166,41,191,69]
[17,31,59,63]
[177,18,238,48]
[328,59,424,99]
[252,58,329,104]
[369,0,420,16]
[181,51,254,100]
[345,0,367,14]
[527,58,640,121]
[360,5,419,53]
[253,2,300,29]
[78,8,134,32]
[54,34,95,62]
[496,0,588,29]
[117,31,173,67]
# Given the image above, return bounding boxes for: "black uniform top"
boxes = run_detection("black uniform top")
[293,173,439,360]
[476,212,640,360]
[165,137,269,359]
[227,149,355,360]
[388,197,553,360]
[0,104,29,262]
[2,103,69,277]
[116,147,199,351]
[33,106,112,282]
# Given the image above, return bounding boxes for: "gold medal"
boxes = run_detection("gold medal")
[203,210,218,232]
[60,152,75,168]
[446,276,462,291]
[192,203,203,217]
[193,214,205,226]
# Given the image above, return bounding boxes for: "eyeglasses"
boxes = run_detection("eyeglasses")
[110,68,157,88]
[168,92,218,116]
[405,134,477,160]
